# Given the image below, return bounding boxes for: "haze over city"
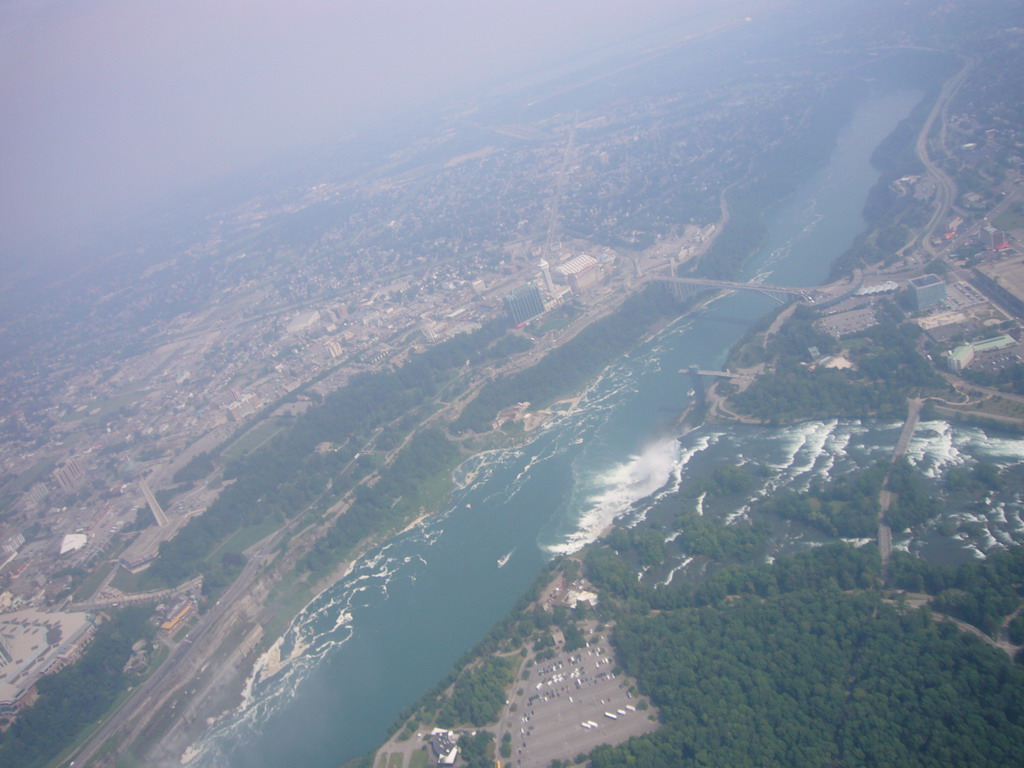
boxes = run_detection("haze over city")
[2,0,1024,766]
[0,0,714,283]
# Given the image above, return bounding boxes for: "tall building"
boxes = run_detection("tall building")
[503,284,545,325]
[538,259,555,293]
[53,458,83,493]
[984,226,1010,251]
[909,274,947,310]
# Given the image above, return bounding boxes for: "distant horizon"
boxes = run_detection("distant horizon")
[0,0,742,286]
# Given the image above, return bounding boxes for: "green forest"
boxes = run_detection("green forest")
[140,320,517,591]
[381,446,1024,768]
[729,309,944,423]
[452,285,684,433]
[592,587,1024,768]
[575,451,1024,768]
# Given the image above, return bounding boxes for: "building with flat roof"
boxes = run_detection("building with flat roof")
[119,523,178,573]
[503,284,544,325]
[974,255,1024,317]
[909,274,947,310]
[556,254,601,294]
[538,259,555,293]
[53,457,84,494]
[971,334,1016,353]
[0,608,95,713]
[160,601,195,634]
[947,344,974,373]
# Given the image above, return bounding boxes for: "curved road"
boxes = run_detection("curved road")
[915,55,975,257]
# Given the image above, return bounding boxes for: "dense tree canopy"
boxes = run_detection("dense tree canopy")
[592,588,1024,768]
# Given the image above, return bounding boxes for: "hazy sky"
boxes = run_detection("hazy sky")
[0,0,733,277]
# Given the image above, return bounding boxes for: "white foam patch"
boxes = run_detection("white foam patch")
[660,557,693,587]
[968,430,1024,466]
[545,436,684,555]
[725,505,749,526]
[190,537,429,764]
[841,538,872,548]
[695,491,707,517]
[904,420,966,477]
[771,420,837,477]
[816,426,854,479]
[1012,510,1024,533]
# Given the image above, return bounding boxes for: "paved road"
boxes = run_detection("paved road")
[914,55,975,257]
[878,398,922,579]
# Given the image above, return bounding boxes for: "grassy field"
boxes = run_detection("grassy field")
[73,561,116,602]
[221,418,286,462]
[61,389,147,425]
[205,517,282,563]
[994,201,1024,233]
[110,566,146,593]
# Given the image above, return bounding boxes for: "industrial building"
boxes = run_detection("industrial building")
[908,274,947,310]
[227,392,263,422]
[503,284,545,325]
[285,309,321,333]
[160,601,196,634]
[974,255,1024,317]
[946,344,974,373]
[555,254,601,294]
[428,729,459,765]
[945,334,1016,373]
[0,608,95,714]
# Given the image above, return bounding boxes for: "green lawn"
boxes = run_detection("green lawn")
[994,201,1024,232]
[221,419,286,461]
[205,517,282,563]
[73,561,116,602]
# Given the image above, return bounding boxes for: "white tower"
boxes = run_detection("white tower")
[539,259,555,294]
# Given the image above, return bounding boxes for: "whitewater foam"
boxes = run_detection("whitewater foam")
[661,557,693,587]
[545,436,683,555]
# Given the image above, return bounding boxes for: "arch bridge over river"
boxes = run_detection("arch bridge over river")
[652,268,863,308]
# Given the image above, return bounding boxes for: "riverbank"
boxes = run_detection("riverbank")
[167,77,940,768]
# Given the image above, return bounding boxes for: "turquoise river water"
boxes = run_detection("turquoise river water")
[189,85,1024,768]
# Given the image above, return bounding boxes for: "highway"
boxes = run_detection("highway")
[913,55,975,257]
[66,530,278,768]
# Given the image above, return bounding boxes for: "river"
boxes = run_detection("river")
[188,84,1024,768]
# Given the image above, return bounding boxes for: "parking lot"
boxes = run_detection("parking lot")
[501,631,657,767]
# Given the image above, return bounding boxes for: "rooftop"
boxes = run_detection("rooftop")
[909,274,944,289]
